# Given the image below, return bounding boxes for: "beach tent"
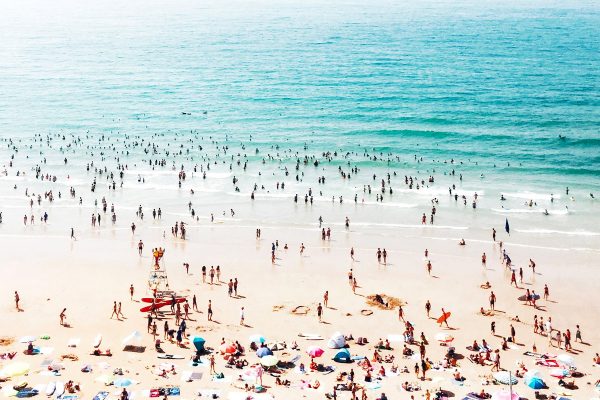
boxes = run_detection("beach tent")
[193,337,206,352]
[327,332,346,349]
[333,348,351,363]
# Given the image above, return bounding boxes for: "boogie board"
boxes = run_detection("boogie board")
[157,354,184,360]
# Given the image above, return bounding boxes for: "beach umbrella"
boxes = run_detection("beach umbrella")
[0,362,30,377]
[220,343,236,354]
[249,334,266,344]
[557,354,575,367]
[306,346,325,358]
[525,375,546,389]
[260,355,278,367]
[492,389,519,400]
[549,368,569,378]
[494,371,518,385]
[122,331,142,345]
[114,378,134,388]
[256,347,273,358]
[435,332,454,343]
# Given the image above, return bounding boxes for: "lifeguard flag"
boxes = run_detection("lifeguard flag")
[505,218,510,235]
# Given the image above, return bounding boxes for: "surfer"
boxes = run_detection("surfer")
[59,308,67,326]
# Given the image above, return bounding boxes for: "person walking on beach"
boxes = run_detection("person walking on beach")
[398,305,405,322]
[481,252,486,266]
[300,243,305,255]
[70,227,76,240]
[425,300,431,318]
[59,308,67,326]
[240,306,245,326]
[111,301,120,320]
[510,324,516,343]
[118,302,124,319]
[192,295,198,311]
[352,278,357,294]
[439,307,450,328]
[209,266,215,284]
[426,260,432,276]
[543,284,549,300]
[491,321,496,335]
[129,284,134,301]
[136,240,143,255]
[323,291,329,307]
[234,278,238,296]
[207,300,213,321]
[14,291,21,311]
[202,266,206,283]
[575,325,582,343]
[350,247,355,260]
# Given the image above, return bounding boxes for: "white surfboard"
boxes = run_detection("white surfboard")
[45,382,56,396]
[93,334,102,349]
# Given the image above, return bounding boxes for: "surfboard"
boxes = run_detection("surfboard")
[141,297,185,304]
[518,294,540,301]
[54,382,64,398]
[437,312,451,324]
[93,334,102,349]
[140,302,171,313]
[46,382,56,396]
[157,354,184,360]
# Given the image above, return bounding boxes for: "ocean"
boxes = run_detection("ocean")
[0,0,599,250]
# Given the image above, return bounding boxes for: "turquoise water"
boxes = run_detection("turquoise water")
[1,0,599,188]
[1,0,600,249]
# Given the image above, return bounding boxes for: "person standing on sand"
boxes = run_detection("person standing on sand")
[510,270,518,288]
[234,278,238,297]
[426,260,432,276]
[209,266,215,285]
[70,227,75,240]
[352,278,357,294]
[481,252,486,266]
[14,291,20,311]
[323,291,329,307]
[192,295,198,311]
[129,284,134,301]
[240,306,245,326]
[398,305,405,322]
[59,308,67,326]
[207,300,213,321]
[543,284,549,300]
[492,228,496,241]
[118,302,124,319]
[489,291,496,311]
[317,303,323,322]
[209,354,216,374]
[300,243,305,255]
[425,300,431,318]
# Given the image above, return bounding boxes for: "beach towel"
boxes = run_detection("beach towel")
[386,334,404,343]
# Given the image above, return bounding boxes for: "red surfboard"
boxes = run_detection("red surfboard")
[141,297,186,304]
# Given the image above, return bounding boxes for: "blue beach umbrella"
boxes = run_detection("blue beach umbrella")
[525,376,545,389]
[333,348,351,363]
[114,378,134,388]
[256,347,273,358]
